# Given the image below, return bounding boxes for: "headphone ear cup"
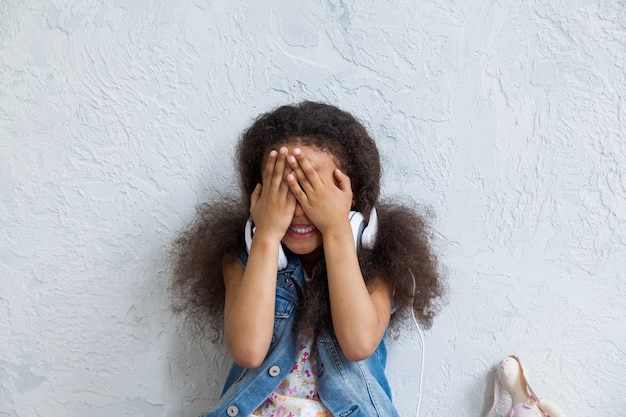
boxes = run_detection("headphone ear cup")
[360,207,378,249]
[349,211,365,249]
[277,244,288,270]
[244,218,254,254]
[349,209,378,249]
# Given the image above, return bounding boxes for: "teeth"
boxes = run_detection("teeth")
[289,225,315,234]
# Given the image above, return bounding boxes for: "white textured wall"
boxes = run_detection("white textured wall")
[2,1,625,416]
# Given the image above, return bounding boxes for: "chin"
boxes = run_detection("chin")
[282,240,323,257]
[284,244,318,256]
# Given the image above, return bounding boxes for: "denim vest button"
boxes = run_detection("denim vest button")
[226,405,239,416]
[268,365,280,377]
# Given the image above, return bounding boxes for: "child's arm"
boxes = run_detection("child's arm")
[287,149,393,361]
[323,220,393,362]
[223,147,295,368]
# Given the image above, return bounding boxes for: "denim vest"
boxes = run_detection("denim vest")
[201,251,399,417]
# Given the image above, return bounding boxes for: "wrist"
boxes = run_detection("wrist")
[251,226,284,246]
[321,219,353,245]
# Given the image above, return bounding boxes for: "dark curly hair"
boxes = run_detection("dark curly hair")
[170,101,446,338]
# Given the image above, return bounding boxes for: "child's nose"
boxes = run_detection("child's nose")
[294,202,305,216]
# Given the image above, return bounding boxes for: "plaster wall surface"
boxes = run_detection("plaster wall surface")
[1,1,625,416]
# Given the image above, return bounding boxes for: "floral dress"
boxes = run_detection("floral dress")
[252,331,332,417]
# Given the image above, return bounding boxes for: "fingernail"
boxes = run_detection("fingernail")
[293,148,301,155]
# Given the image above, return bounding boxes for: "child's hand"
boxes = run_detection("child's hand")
[286,148,353,235]
[250,147,296,242]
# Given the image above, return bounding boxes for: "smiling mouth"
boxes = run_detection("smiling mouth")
[288,225,316,234]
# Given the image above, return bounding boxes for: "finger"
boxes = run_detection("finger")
[287,152,313,194]
[292,148,322,187]
[287,154,307,188]
[286,188,297,206]
[282,164,293,182]
[333,169,352,192]
[262,150,278,184]
[287,171,308,204]
[281,167,295,195]
[271,147,289,189]
[250,183,262,209]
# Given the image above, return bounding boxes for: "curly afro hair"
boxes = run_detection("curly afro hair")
[170,101,446,338]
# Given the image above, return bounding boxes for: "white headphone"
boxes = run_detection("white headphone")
[244,208,378,270]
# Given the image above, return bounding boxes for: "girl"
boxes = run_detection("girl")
[171,101,445,417]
